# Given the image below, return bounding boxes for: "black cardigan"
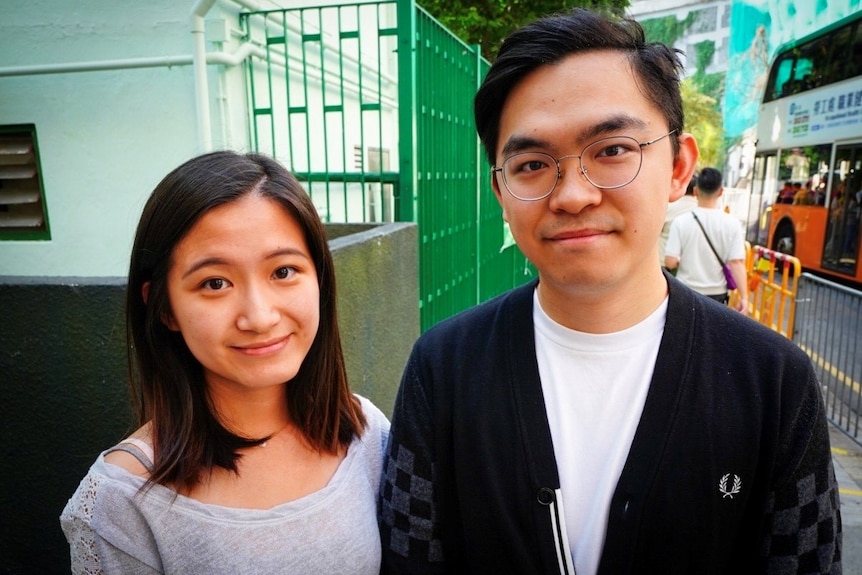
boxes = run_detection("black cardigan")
[380,276,841,574]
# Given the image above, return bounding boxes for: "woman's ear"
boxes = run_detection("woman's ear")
[142,281,179,331]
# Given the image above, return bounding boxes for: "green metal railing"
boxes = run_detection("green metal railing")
[241,0,533,332]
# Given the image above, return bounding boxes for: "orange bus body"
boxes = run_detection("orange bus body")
[766,201,860,286]
[767,204,832,271]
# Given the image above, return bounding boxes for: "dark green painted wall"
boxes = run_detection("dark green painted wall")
[0,222,418,574]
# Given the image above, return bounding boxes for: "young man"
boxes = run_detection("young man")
[379,9,841,575]
[664,166,748,311]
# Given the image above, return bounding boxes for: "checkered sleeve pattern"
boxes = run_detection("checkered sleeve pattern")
[379,355,446,569]
[379,440,443,563]
[761,458,842,574]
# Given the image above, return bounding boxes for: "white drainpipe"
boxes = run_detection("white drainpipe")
[191,0,266,151]
[191,0,218,151]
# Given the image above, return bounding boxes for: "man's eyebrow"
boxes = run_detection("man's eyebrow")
[500,136,550,158]
[580,115,650,142]
[499,115,651,159]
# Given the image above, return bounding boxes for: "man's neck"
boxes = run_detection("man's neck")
[697,196,719,208]
[536,267,668,334]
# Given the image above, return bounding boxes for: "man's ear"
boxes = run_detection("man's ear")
[670,133,699,202]
[491,171,510,223]
[142,281,179,331]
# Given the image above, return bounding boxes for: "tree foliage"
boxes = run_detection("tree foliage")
[639,13,697,47]
[420,0,630,60]
[640,15,726,170]
[681,77,724,170]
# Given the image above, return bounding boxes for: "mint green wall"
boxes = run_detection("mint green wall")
[0,1,257,277]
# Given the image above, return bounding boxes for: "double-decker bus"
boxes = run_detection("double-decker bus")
[747,10,862,286]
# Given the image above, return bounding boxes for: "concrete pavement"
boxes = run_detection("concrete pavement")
[829,423,862,572]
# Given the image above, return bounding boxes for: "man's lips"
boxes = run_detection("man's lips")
[548,228,608,241]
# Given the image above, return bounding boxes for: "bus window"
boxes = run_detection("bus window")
[823,145,862,276]
[778,144,831,204]
[849,22,862,77]
[748,153,780,246]
[770,57,794,100]
[763,15,862,103]
[821,25,852,85]
[778,54,813,97]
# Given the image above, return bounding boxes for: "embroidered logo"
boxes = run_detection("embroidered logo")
[719,473,742,499]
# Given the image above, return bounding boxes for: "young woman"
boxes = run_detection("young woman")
[60,151,389,574]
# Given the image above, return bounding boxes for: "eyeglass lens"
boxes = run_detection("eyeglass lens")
[500,136,645,200]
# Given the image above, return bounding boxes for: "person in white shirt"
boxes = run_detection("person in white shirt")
[379,9,839,575]
[665,166,748,312]
[659,174,698,267]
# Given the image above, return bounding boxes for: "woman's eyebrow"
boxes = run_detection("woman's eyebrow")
[181,257,227,280]
[180,248,310,280]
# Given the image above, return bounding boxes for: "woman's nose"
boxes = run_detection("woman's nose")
[236,286,280,332]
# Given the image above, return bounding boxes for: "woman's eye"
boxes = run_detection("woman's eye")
[274,266,296,280]
[201,278,226,291]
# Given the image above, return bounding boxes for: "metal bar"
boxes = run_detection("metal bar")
[795,273,862,447]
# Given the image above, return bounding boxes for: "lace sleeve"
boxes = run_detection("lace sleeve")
[60,473,104,575]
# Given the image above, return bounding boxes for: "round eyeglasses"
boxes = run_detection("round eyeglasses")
[492,130,677,201]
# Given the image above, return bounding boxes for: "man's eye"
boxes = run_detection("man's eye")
[510,156,550,174]
[592,140,638,159]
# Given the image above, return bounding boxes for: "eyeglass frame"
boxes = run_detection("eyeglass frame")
[491,129,678,201]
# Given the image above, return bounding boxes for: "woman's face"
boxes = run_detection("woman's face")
[163,193,320,395]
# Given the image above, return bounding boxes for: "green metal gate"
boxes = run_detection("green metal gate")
[240,0,533,332]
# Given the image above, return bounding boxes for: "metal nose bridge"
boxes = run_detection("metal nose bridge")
[553,153,588,183]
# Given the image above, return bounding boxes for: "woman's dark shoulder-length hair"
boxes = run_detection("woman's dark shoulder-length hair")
[127,150,365,489]
[474,7,685,166]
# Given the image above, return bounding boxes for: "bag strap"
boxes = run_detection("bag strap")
[691,212,726,266]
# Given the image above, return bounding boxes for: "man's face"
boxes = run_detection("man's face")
[492,50,697,304]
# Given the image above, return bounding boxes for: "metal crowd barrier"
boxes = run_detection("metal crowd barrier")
[794,273,862,446]
[734,244,801,340]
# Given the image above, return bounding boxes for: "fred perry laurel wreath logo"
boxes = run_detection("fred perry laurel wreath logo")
[719,474,742,499]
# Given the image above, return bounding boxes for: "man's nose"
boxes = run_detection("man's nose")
[548,157,602,212]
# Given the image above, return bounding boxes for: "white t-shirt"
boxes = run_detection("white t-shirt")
[534,291,666,575]
[665,207,746,296]
[659,194,698,263]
